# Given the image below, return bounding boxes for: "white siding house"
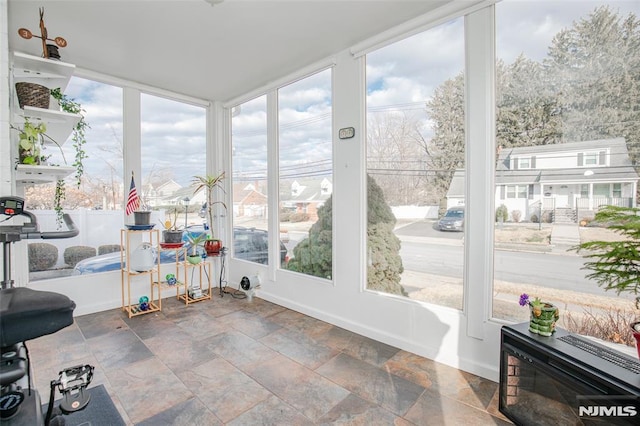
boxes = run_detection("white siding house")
[497,138,638,222]
[446,138,639,222]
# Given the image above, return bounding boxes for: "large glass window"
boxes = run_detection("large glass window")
[140,93,206,230]
[366,18,465,308]
[493,1,640,349]
[231,96,269,265]
[25,77,124,280]
[26,80,209,280]
[278,69,333,279]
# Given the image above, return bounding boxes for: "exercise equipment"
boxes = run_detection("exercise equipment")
[0,196,94,425]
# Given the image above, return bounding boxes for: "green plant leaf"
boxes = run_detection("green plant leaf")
[19,137,33,149]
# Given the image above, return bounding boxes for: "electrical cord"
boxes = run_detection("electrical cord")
[222,282,247,299]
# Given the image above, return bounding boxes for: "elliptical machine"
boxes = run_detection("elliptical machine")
[0,196,94,425]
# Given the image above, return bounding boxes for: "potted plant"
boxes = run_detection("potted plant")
[159,206,183,243]
[573,205,640,358]
[16,119,47,165]
[519,293,559,337]
[185,231,207,264]
[126,172,154,227]
[13,119,69,226]
[192,172,226,255]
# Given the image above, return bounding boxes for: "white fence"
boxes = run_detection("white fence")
[31,205,437,269]
[31,210,163,268]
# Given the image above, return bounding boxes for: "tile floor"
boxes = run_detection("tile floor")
[28,292,512,425]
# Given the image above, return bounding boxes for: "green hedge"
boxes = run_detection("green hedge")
[64,246,97,267]
[28,243,58,272]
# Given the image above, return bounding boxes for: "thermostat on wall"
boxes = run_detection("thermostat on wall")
[339,127,355,139]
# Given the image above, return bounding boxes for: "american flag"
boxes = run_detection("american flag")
[125,174,140,215]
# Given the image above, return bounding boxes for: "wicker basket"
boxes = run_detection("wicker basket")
[15,82,50,109]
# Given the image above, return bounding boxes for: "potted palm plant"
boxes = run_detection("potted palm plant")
[573,205,640,358]
[192,172,226,255]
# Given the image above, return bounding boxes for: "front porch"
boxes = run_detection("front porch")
[543,196,635,223]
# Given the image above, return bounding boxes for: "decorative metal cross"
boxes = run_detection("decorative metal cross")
[17,7,67,59]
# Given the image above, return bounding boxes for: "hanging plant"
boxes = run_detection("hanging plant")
[54,179,66,224]
[50,87,89,188]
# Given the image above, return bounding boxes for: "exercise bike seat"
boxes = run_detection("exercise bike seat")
[1,287,75,348]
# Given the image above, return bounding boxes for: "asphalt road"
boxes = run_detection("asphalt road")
[399,240,605,295]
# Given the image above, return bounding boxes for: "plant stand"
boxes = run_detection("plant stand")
[179,258,212,305]
[120,228,161,318]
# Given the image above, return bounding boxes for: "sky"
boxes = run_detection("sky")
[48,0,639,194]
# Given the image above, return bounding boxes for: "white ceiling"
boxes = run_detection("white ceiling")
[8,0,450,103]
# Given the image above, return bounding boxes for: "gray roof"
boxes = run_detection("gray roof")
[280,177,332,204]
[446,139,639,198]
[496,138,639,185]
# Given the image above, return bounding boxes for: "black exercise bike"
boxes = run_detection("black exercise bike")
[0,196,94,425]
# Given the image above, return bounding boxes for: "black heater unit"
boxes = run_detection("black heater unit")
[499,322,640,425]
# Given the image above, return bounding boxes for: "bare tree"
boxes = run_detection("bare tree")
[367,111,429,205]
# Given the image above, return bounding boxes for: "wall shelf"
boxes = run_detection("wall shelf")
[15,164,75,184]
[10,51,80,185]
[13,106,81,147]
[12,51,75,90]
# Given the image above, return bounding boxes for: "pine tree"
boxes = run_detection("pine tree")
[425,72,465,203]
[496,55,562,149]
[286,197,333,279]
[425,5,640,192]
[366,174,405,296]
[545,6,640,164]
[286,175,406,296]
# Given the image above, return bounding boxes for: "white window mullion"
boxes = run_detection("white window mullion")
[464,5,495,340]
[266,90,279,281]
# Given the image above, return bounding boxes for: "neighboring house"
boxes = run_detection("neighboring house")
[163,186,206,208]
[444,172,465,210]
[233,182,268,218]
[446,138,639,222]
[147,179,183,207]
[280,177,332,221]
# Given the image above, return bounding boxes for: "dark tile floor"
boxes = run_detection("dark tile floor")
[28,293,512,425]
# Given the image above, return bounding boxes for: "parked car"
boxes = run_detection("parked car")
[73,226,288,274]
[438,206,464,232]
[186,224,288,265]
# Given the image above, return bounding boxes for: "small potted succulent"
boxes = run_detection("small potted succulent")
[519,293,559,337]
[185,231,207,264]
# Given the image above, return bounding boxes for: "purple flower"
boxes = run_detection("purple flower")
[519,293,530,307]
